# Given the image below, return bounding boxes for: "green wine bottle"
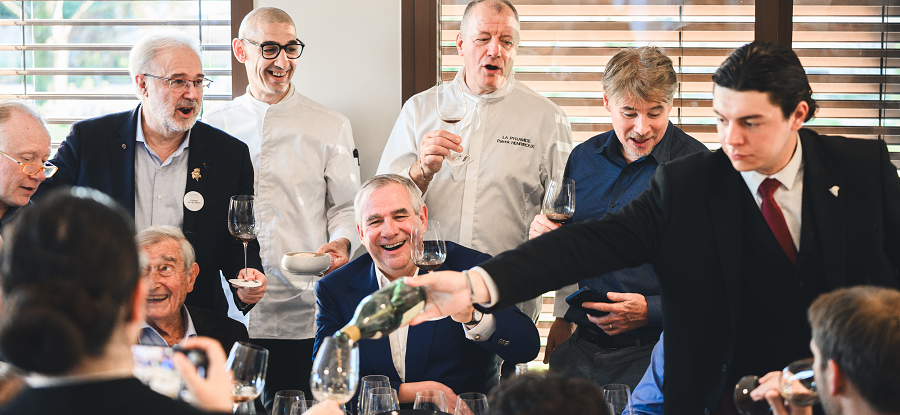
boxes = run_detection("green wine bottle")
[335,278,426,342]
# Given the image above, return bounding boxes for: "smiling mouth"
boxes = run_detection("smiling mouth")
[382,241,405,251]
[269,70,288,78]
[147,294,169,303]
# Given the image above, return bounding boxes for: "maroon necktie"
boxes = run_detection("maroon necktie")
[758,178,797,265]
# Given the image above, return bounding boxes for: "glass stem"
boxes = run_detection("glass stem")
[242,241,248,279]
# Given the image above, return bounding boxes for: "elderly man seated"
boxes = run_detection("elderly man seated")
[314,174,539,412]
[137,225,249,352]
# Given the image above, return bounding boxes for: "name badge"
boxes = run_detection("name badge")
[184,191,204,212]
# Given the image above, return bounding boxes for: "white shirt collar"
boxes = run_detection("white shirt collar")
[740,133,803,193]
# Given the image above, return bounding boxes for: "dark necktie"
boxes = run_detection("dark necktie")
[758,178,797,265]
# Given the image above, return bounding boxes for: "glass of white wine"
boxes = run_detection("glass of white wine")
[310,336,359,406]
[226,342,268,414]
[435,80,471,167]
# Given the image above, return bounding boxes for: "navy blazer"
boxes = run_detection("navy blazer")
[314,241,539,398]
[37,105,263,315]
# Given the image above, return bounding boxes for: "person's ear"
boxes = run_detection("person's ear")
[826,359,846,396]
[186,263,199,293]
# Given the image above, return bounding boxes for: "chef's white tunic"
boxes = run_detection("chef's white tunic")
[377,70,574,320]
[205,85,361,339]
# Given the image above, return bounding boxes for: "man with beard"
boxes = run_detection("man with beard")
[529,46,706,389]
[38,31,267,316]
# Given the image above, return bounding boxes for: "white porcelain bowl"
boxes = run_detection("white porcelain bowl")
[281,251,330,275]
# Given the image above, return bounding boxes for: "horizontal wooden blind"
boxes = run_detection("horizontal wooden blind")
[0,0,232,144]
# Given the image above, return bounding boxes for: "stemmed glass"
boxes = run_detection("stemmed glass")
[357,375,390,415]
[435,80,471,167]
[364,387,399,415]
[543,178,575,225]
[228,195,260,285]
[273,390,305,415]
[455,392,489,415]
[411,219,447,274]
[734,358,819,415]
[310,336,359,406]
[226,342,269,414]
[414,390,448,412]
[602,384,634,415]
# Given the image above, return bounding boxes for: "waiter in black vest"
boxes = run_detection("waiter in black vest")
[406,41,900,415]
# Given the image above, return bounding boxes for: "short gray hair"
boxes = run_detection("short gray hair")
[128,31,202,99]
[135,225,196,273]
[239,7,296,40]
[0,100,49,141]
[460,0,520,38]
[354,174,424,226]
[602,46,678,106]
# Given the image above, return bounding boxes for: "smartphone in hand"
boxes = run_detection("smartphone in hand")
[565,286,612,317]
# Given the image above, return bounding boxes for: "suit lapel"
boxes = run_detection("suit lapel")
[183,126,211,233]
[799,132,845,288]
[404,319,436,383]
[707,151,745,335]
[352,266,400,380]
[112,106,140,215]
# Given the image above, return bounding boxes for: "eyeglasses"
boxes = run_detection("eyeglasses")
[142,74,213,90]
[241,38,304,59]
[0,150,57,178]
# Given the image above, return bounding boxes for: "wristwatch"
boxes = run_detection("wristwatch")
[465,309,483,326]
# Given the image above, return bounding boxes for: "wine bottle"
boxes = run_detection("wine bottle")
[336,278,426,342]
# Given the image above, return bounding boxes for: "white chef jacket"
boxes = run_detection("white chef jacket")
[204,85,361,340]
[377,70,574,320]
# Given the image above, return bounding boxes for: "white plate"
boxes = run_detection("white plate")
[228,278,262,288]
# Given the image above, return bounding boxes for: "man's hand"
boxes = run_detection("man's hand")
[543,317,575,363]
[410,130,462,191]
[585,292,649,336]
[398,381,458,414]
[236,268,267,304]
[529,214,561,240]
[317,238,351,275]
[407,270,488,325]
[172,336,232,414]
[750,371,813,415]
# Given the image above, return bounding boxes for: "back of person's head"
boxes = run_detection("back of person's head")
[488,373,611,415]
[603,46,678,105]
[712,41,817,122]
[808,286,900,413]
[0,187,140,375]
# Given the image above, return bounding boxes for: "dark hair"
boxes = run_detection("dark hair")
[0,187,140,375]
[808,286,900,413]
[713,41,817,122]
[488,373,610,415]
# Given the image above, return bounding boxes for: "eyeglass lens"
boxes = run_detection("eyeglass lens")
[261,44,302,59]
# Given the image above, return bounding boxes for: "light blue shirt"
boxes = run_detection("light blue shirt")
[139,305,198,348]
[133,106,190,232]
[632,332,665,415]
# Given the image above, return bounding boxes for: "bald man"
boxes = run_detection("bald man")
[0,100,54,235]
[204,7,360,407]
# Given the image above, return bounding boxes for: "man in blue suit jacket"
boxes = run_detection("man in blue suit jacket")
[314,174,539,411]
[36,31,267,315]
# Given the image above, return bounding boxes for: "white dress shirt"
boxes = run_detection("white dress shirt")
[204,85,361,340]
[740,134,804,250]
[133,106,190,232]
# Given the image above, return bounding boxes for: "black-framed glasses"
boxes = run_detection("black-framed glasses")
[241,38,304,59]
[142,74,213,90]
[0,150,57,177]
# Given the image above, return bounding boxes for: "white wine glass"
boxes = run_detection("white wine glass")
[411,219,447,274]
[435,80,471,167]
[357,375,390,415]
[455,392,488,415]
[602,384,633,415]
[226,342,268,414]
[310,336,359,405]
[542,178,575,225]
[364,387,399,415]
[228,195,260,281]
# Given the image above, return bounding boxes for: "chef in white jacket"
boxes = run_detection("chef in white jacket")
[204,7,360,410]
[377,0,573,325]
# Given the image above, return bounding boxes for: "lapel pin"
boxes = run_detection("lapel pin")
[122,144,127,149]
[191,168,201,182]
[829,186,839,197]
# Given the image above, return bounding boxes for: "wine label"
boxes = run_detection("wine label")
[399,300,426,327]
[183,191,204,211]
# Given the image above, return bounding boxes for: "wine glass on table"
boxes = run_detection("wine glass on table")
[412,220,447,274]
[435,80,471,167]
[455,392,489,415]
[357,375,390,415]
[734,358,819,415]
[602,384,634,415]
[414,390,448,412]
[310,336,359,407]
[226,342,268,414]
[543,178,575,225]
[228,195,261,287]
[364,387,399,415]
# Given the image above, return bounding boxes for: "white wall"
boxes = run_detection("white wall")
[256,0,402,181]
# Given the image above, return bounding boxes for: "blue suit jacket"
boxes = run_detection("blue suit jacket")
[314,241,539,398]
[36,105,263,315]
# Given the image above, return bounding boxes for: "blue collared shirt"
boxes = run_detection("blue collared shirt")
[139,305,198,348]
[133,106,190,233]
[632,332,665,415]
[562,122,707,336]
